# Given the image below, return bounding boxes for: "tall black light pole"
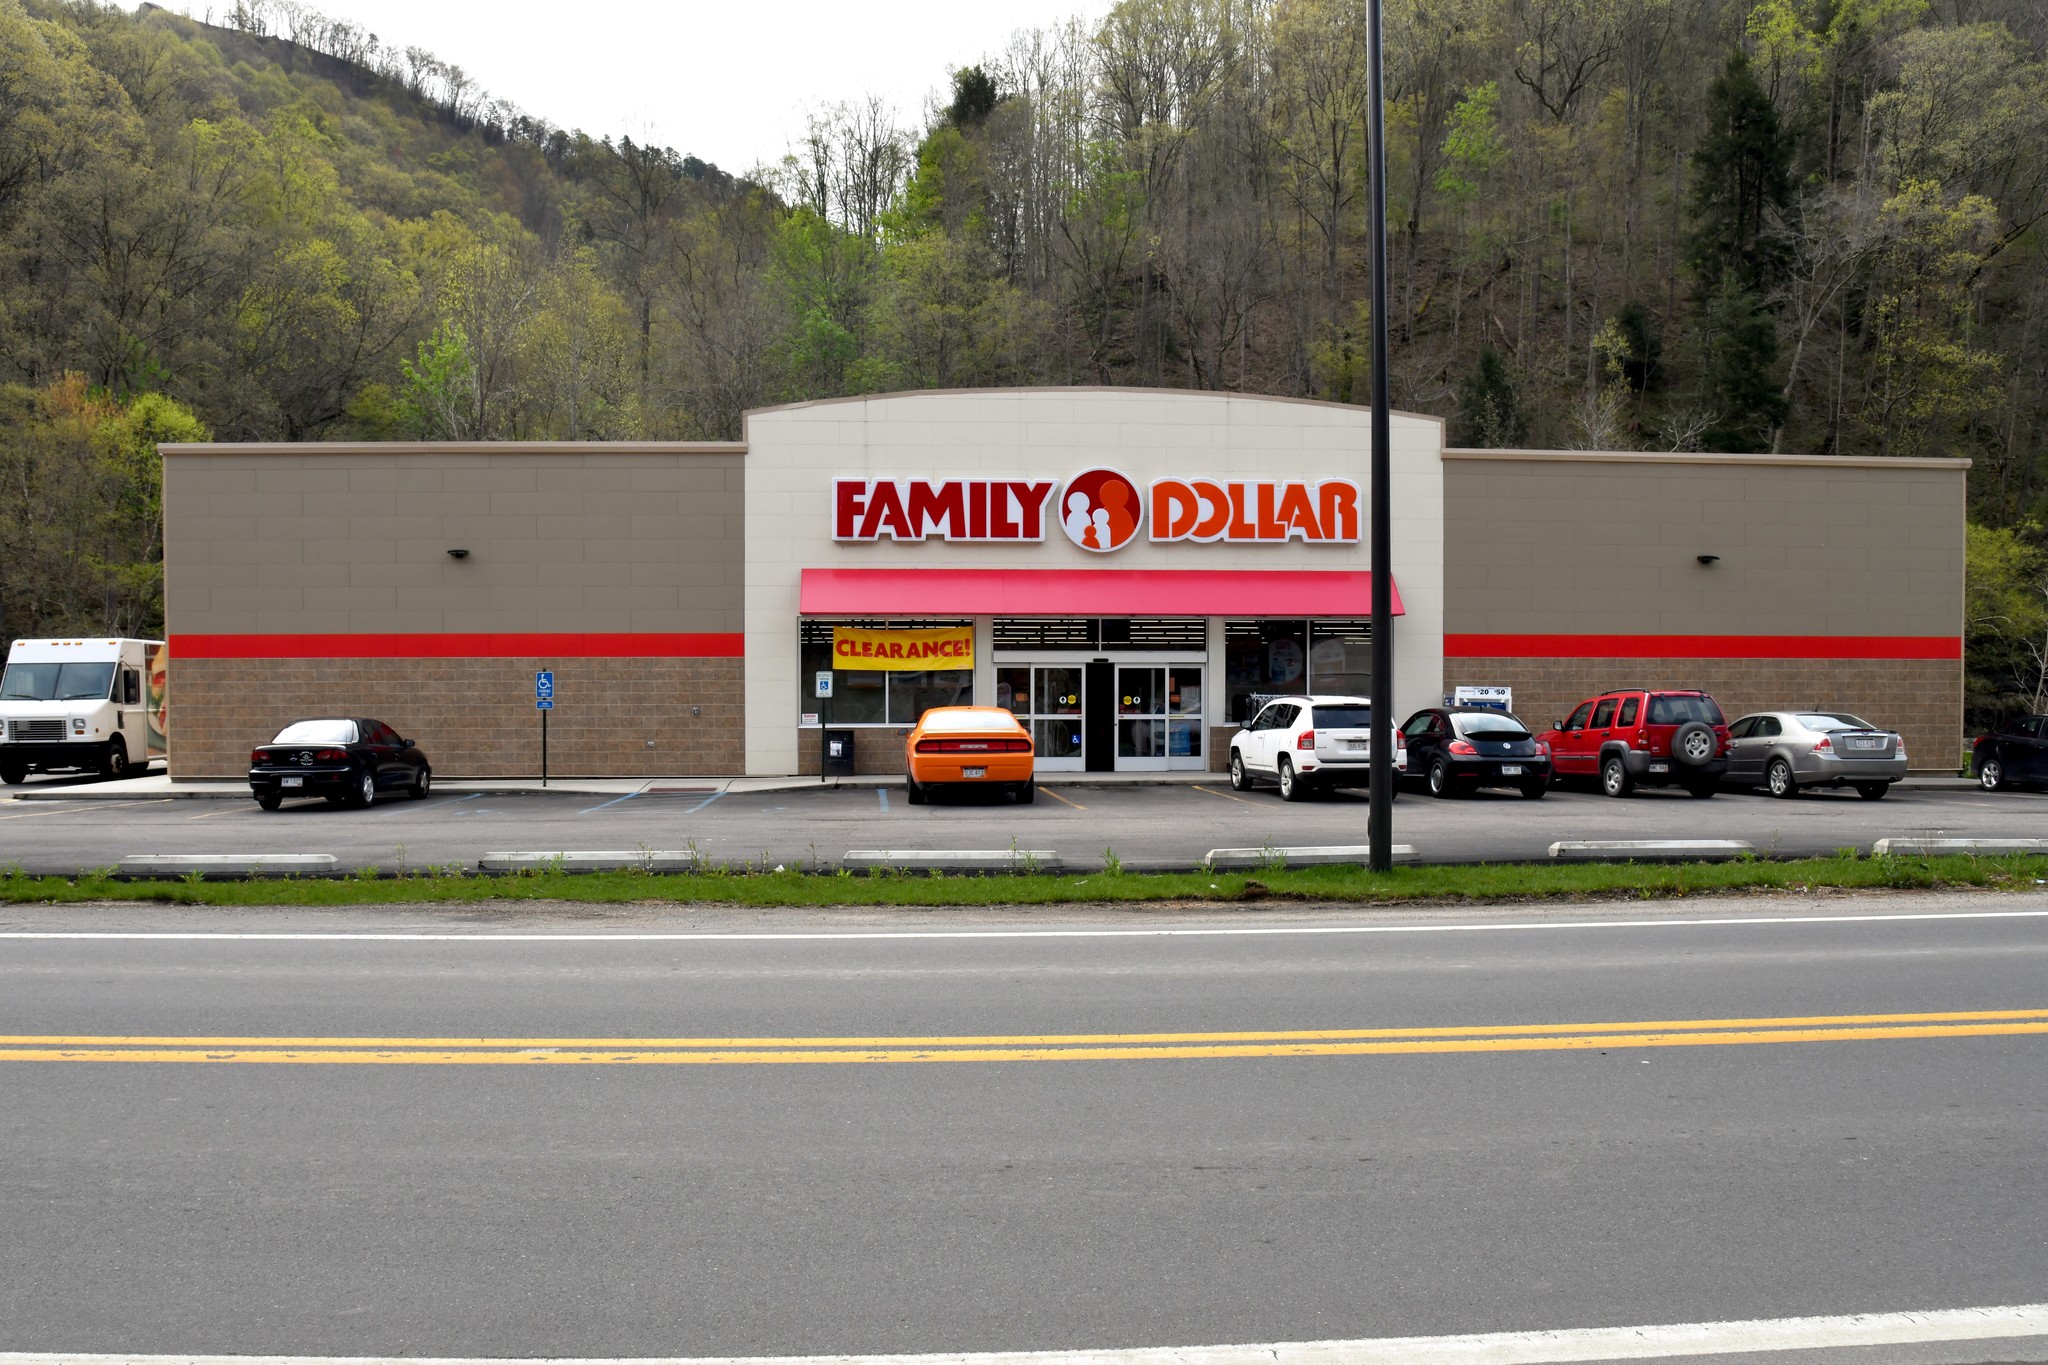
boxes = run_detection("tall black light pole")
[1365,0,1395,873]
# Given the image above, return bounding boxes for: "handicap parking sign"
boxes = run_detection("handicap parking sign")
[536,670,555,707]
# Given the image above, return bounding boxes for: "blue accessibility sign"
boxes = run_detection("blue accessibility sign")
[536,670,555,707]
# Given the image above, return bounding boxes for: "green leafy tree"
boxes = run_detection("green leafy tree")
[1456,345,1524,447]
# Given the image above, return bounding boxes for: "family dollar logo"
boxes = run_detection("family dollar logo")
[1060,468,1142,552]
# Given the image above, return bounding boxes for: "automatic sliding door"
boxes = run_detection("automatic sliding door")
[1117,666,1168,770]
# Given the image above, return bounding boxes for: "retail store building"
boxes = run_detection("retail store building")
[160,389,1964,778]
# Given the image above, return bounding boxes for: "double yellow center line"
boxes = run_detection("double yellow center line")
[2,1009,2044,1065]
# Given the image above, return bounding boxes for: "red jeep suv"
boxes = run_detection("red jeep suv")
[1539,689,1731,797]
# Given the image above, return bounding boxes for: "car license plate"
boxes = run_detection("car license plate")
[962,767,986,778]
[281,776,303,788]
[1346,740,1367,751]
[1648,762,1668,773]
[1501,764,1522,776]
[1853,739,1882,750]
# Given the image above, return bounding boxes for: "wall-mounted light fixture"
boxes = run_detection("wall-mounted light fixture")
[1696,554,1720,565]
[447,548,470,559]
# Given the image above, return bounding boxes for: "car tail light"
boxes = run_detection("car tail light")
[1297,731,1316,750]
[1812,736,1833,753]
[1535,740,1551,757]
[314,748,349,761]
[1446,739,1478,756]
[250,749,267,764]
[915,738,1030,753]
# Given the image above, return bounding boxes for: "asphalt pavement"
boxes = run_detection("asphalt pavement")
[1,893,2045,1360]
[0,772,2041,873]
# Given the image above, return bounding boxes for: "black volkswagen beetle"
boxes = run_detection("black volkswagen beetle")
[1399,705,1553,798]
[249,717,431,810]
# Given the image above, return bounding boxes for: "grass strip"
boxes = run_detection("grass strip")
[3,852,2047,907]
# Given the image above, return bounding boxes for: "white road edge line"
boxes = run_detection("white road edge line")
[2,1301,2045,1364]
[1,908,2047,942]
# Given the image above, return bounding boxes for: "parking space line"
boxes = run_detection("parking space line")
[684,790,724,814]
[1040,786,1085,810]
[877,787,889,813]
[1192,784,1259,806]
[578,791,642,815]
[187,801,252,820]
[0,798,169,821]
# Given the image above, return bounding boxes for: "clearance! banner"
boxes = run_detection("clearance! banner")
[831,626,975,671]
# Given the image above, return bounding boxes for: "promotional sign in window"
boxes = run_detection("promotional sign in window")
[831,626,975,670]
[832,469,1360,547]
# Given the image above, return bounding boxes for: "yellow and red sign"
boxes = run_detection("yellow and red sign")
[831,626,975,671]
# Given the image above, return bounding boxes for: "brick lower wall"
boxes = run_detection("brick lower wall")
[795,726,912,776]
[172,657,743,779]
[1444,657,1963,773]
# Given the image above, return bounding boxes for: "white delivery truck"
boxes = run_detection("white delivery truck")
[0,637,167,783]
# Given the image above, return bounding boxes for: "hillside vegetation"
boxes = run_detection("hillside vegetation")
[2,0,2046,717]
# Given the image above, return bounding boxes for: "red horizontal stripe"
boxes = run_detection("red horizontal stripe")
[171,633,744,660]
[1445,633,1961,661]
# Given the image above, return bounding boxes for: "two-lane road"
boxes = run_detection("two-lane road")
[2,894,2046,1359]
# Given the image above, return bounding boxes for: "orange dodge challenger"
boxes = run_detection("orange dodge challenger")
[904,706,1036,804]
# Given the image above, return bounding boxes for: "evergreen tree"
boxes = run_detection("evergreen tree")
[1699,282,1788,452]
[1685,50,1794,297]
[1457,346,1524,447]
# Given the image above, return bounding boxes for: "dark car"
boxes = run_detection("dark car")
[1399,706,1552,798]
[249,718,431,810]
[1972,714,2048,791]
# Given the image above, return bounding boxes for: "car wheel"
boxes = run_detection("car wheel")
[1277,756,1307,801]
[1766,758,1798,799]
[1428,758,1456,798]
[1600,754,1633,798]
[1015,779,1036,805]
[1670,721,1716,768]
[1520,779,1548,800]
[101,735,129,780]
[257,793,283,811]
[350,769,376,808]
[1684,780,1718,799]
[1229,750,1249,791]
[409,766,432,799]
[1979,757,2006,791]
[0,759,25,785]
[904,775,926,805]
[1854,781,1890,800]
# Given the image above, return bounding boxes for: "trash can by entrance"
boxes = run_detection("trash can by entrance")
[822,728,856,777]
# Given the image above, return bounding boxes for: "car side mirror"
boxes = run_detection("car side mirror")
[400,738,414,749]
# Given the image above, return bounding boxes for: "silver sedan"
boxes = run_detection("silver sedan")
[1725,711,1908,798]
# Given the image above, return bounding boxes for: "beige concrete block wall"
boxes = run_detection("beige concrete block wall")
[173,657,743,779]
[163,444,746,636]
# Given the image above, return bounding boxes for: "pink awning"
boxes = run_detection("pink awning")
[799,568,1402,618]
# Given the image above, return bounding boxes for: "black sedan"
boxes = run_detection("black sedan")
[1399,706,1553,798]
[249,717,431,810]
[1972,714,2048,790]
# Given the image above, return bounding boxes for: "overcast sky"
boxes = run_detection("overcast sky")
[164,0,1105,175]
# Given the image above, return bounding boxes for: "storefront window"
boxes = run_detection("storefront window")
[1224,619,1372,724]
[799,620,974,726]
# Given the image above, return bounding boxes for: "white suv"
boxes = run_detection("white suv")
[1228,695,1407,801]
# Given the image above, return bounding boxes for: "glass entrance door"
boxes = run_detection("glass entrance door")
[1117,666,1168,770]
[996,665,1085,771]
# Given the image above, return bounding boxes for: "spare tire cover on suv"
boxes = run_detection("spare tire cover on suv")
[1671,720,1716,767]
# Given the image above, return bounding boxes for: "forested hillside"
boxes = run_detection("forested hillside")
[3,0,2046,718]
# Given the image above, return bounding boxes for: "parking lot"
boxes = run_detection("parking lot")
[0,774,2038,875]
